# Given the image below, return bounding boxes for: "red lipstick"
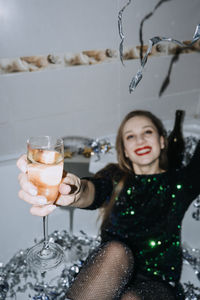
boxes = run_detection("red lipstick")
[134,146,152,156]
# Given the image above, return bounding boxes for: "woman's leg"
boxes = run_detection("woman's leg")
[120,291,141,300]
[120,279,178,300]
[66,240,134,300]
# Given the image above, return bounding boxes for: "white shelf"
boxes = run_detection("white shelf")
[64,154,90,164]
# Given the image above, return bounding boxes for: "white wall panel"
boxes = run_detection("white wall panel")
[13,105,119,156]
[0,96,11,124]
[0,0,118,58]
[0,62,120,157]
[0,124,17,156]
[1,64,119,120]
[119,90,200,123]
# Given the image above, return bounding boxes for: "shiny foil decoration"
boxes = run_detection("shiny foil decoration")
[159,47,182,97]
[182,243,200,290]
[139,0,172,62]
[63,136,112,161]
[118,0,132,65]
[0,230,100,300]
[183,282,200,300]
[129,24,200,92]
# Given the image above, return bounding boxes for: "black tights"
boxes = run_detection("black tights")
[66,241,178,300]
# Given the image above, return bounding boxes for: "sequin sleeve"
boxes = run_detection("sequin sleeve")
[82,164,121,210]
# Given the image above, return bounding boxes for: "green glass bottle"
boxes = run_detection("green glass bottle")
[167,110,185,169]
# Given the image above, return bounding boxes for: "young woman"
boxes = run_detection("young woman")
[17,110,200,300]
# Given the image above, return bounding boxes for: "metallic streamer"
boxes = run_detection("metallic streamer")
[179,135,200,222]
[183,282,200,299]
[118,0,132,65]
[129,24,200,93]
[139,0,172,62]
[159,43,200,97]
[159,47,182,97]
[182,244,200,284]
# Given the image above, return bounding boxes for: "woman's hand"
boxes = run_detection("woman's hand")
[17,154,82,216]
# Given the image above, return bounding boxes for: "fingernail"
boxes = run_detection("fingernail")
[37,196,47,204]
[47,205,56,211]
[29,188,37,196]
[60,183,71,194]
[21,165,27,173]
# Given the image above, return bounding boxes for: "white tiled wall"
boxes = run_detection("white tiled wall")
[0,0,200,288]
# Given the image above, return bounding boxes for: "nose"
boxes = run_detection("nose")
[135,134,145,145]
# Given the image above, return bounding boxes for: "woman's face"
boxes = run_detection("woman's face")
[122,116,164,173]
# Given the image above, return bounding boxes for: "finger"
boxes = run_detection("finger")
[18,190,47,205]
[61,173,81,194]
[56,194,76,206]
[17,154,28,173]
[62,173,80,186]
[30,204,56,217]
[59,183,71,195]
[18,173,37,196]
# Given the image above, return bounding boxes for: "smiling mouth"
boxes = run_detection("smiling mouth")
[135,146,152,156]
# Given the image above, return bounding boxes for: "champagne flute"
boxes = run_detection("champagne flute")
[26,136,65,271]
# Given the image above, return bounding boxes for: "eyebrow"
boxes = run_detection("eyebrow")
[123,125,155,135]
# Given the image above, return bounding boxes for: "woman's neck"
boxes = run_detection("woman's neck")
[132,161,164,175]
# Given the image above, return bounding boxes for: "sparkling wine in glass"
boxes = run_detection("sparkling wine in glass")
[26,136,65,271]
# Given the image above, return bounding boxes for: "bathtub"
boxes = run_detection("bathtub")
[0,118,199,298]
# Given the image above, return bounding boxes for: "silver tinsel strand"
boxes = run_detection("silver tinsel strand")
[182,136,200,222]
[118,0,132,65]
[129,24,200,92]
[139,0,172,62]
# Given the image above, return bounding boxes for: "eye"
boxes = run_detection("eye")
[126,134,135,140]
[144,129,153,135]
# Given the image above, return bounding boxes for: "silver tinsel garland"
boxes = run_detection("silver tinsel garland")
[0,230,101,300]
[182,136,200,222]
[62,136,113,161]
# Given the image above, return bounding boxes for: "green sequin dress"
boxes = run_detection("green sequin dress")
[86,141,200,288]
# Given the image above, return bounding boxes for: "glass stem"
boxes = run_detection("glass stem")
[43,216,49,249]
